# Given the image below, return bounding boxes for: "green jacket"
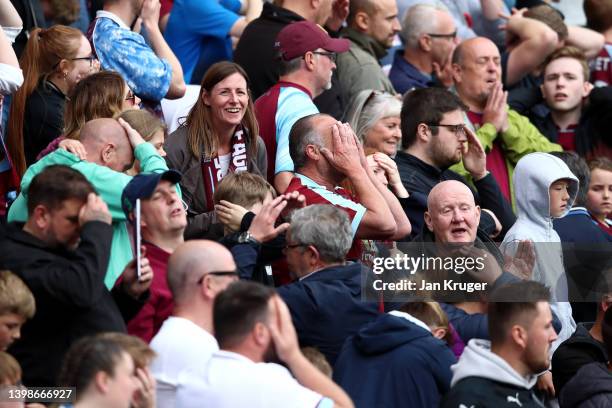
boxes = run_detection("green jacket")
[336,27,396,101]
[8,143,169,288]
[450,108,562,207]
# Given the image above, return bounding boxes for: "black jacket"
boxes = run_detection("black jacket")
[0,222,144,386]
[510,85,612,159]
[559,363,612,408]
[233,2,345,119]
[394,151,516,240]
[24,80,66,165]
[552,323,609,393]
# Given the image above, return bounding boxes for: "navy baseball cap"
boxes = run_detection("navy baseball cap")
[121,170,182,221]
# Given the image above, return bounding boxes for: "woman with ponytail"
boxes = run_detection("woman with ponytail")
[6,25,99,178]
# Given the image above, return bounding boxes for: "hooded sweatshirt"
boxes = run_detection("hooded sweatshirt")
[333,312,455,408]
[501,152,578,348]
[441,339,545,408]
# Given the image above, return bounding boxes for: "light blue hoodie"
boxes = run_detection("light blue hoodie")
[501,152,579,348]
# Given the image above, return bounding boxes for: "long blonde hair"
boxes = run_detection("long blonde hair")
[184,61,258,160]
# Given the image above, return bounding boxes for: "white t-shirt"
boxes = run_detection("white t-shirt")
[150,317,218,408]
[175,350,331,408]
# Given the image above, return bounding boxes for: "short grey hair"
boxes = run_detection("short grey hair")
[401,3,447,49]
[290,205,353,263]
[278,54,303,76]
[289,114,324,170]
[344,90,401,144]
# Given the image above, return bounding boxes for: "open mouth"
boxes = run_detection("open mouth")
[554,93,568,100]
[225,107,241,114]
[171,208,183,216]
[451,227,467,235]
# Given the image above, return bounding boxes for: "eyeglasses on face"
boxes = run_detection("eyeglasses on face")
[70,55,98,67]
[197,270,240,284]
[427,123,467,137]
[311,51,337,63]
[426,31,457,40]
[284,243,306,251]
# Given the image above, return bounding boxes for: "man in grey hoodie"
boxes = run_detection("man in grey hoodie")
[441,281,557,408]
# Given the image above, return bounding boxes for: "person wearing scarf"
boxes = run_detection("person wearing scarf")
[165,61,267,239]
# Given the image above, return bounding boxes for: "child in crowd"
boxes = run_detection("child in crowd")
[587,158,612,235]
[214,172,280,285]
[0,351,45,408]
[0,271,35,351]
[213,172,275,235]
[119,110,168,175]
[57,335,141,408]
[501,152,578,350]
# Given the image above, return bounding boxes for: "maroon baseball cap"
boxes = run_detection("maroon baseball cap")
[275,21,350,61]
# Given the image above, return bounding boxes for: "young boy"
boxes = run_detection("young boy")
[213,172,276,236]
[213,172,279,285]
[0,271,35,351]
[501,152,579,348]
[587,158,612,235]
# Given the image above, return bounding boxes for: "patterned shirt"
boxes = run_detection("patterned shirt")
[89,11,172,102]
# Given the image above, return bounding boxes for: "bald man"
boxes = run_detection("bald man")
[449,37,561,204]
[8,117,170,287]
[150,240,238,408]
[425,180,481,244]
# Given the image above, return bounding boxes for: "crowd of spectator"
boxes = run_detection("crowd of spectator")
[0,0,611,407]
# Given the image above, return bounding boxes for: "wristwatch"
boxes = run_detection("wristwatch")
[237,231,261,245]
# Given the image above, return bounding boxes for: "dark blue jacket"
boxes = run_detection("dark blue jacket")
[388,49,433,94]
[334,313,456,408]
[554,208,612,321]
[277,262,380,366]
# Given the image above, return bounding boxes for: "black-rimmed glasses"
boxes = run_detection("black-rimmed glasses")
[427,123,467,137]
[52,55,98,69]
[311,51,337,63]
[284,243,306,251]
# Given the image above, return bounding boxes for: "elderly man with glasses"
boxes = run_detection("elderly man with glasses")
[389,3,459,94]
[395,87,516,240]
[278,204,382,367]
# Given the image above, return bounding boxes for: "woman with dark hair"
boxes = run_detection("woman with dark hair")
[6,25,100,177]
[57,335,141,408]
[165,61,267,239]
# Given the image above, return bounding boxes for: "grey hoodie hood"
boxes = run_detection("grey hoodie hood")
[450,339,538,389]
[512,152,579,237]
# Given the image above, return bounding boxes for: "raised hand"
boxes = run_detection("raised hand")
[319,122,364,176]
[267,295,301,364]
[248,196,291,243]
[215,200,248,232]
[118,117,145,149]
[79,193,112,225]
[122,245,154,299]
[481,82,509,133]
[461,125,488,180]
[59,138,88,160]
